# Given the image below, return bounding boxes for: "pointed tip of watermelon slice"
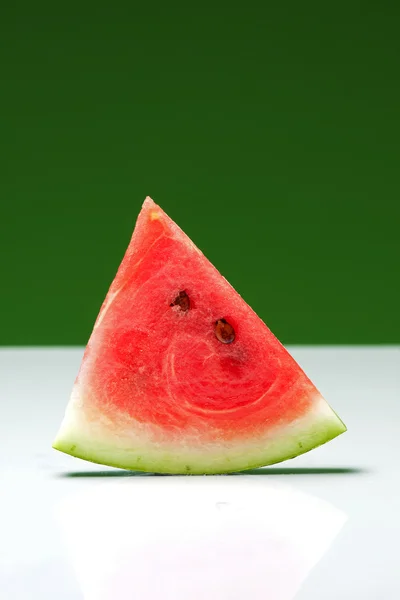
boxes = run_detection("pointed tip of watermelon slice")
[143,196,156,208]
[142,196,167,224]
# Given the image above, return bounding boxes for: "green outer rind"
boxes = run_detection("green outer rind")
[53,393,346,475]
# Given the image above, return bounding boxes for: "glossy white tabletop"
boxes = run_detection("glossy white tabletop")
[0,347,399,600]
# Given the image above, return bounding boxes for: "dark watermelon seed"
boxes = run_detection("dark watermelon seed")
[215,319,235,344]
[170,290,190,312]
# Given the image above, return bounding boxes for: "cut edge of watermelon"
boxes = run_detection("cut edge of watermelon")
[53,393,346,475]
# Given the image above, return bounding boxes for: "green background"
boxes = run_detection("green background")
[1,3,399,345]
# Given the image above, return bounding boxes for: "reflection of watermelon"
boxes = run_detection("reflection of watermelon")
[53,197,346,474]
[58,479,347,600]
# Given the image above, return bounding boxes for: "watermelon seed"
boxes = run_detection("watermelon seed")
[215,319,235,344]
[170,290,190,312]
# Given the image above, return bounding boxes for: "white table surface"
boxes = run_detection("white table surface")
[0,346,399,600]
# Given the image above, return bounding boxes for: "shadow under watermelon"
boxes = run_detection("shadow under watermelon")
[57,466,365,478]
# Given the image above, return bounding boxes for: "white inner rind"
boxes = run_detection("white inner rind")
[53,388,346,474]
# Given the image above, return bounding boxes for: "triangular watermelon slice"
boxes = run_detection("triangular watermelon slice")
[53,197,346,474]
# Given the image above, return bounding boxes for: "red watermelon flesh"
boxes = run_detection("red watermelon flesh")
[53,197,346,474]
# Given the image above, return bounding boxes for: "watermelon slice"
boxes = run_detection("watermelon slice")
[53,197,346,474]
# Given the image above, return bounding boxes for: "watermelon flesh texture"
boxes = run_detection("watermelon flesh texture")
[53,197,346,474]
